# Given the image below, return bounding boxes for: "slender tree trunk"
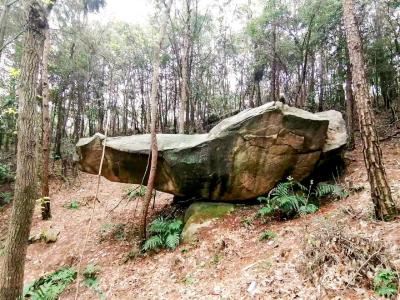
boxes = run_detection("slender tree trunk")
[179,0,191,134]
[343,0,398,220]
[140,0,173,240]
[345,61,355,150]
[0,2,47,299]
[271,22,277,102]
[0,0,19,59]
[41,28,51,219]
[318,51,325,112]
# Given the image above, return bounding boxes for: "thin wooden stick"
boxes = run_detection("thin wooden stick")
[74,110,110,300]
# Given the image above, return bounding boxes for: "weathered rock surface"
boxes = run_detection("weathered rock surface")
[75,102,347,201]
[182,202,235,242]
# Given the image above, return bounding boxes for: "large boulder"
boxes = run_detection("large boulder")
[75,102,347,201]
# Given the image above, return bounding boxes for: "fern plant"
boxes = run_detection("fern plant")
[258,177,314,218]
[142,217,183,252]
[373,268,398,298]
[24,267,77,299]
[314,182,348,199]
[258,178,347,219]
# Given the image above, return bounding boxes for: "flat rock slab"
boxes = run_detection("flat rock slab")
[75,102,347,201]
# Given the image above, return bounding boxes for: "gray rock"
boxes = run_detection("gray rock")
[75,102,347,201]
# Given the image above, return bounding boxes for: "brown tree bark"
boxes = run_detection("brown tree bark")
[40,28,51,219]
[140,0,173,240]
[40,0,56,220]
[0,1,47,299]
[0,0,19,59]
[345,61,355,150]
[179,0,191,134]
[343,0,398,220]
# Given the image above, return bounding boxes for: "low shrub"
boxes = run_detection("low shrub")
[142,217,183,252]
[24,267,76,299]
[258,177,347,220]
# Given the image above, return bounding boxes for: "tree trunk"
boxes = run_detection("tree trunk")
[345,61,355,150]
[271,21,277,102]
[140,0,173,240]
[343,0,398,220]
[0,0,19,59]
[0,2,47,299]
[318,50,325,112]
[41,27,51,220]
[179,0,191,134]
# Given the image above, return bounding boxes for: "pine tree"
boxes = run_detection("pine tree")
[0,1,47,299]
[342,0,398,220]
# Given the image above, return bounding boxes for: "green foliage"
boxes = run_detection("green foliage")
[142,218,183,252]
[125,186,146,200]
[24,267,77,299]
[0,164,14,184]
[258,177,311,219]
[258,178,347,219]
[99,223,126,242]
[373,269,398,298]
[67,200,79,210]
[83,264,104,298]
[0,192,12,206]
[259,230,277,241]
[314,182,348,199]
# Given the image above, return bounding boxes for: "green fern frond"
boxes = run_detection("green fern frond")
[168,220,183,232]
[315,182,348,199]
[142,235,163,251]
[148,217,168,234]
[165,232,180,249]
[298,203,318,215]
[258,205,274,217]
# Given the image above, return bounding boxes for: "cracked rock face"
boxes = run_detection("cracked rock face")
[75,102,347,201]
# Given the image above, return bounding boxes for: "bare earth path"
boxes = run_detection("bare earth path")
[1,138,399,299]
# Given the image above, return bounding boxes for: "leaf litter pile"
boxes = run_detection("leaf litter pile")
[300,219,398,292]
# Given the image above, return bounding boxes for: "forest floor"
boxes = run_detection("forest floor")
[1,134,400,299]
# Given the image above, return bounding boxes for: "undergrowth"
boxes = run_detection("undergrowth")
[24,267,76,299]
[373,268,399,298]
[0,191,12,207]
[258,177,348,220]
[125,186,146,200]
[0,163,14,184]
[259,230,277,241]
[142,217,183,252]
[83,264,104,298]
[300,220,396,293]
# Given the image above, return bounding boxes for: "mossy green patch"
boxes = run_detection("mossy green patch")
[182,202,235,243]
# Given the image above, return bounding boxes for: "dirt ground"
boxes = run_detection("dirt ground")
[1,137,400,299]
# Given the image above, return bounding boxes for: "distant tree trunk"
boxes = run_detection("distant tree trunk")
[270,21,277,102]
[0,0,19,59]
[179,0,191,134]
[343,0,398,220]
[318,51,325,112]
[54,90,64,159]
[345,61,355,150]
[140,0,173,240]
[0,2,47,299]
[41,27,51,219]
